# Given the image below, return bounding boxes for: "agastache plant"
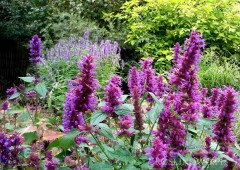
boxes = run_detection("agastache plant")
[29,34,42,63]
[63,55,99,133]
[101,75,123,118]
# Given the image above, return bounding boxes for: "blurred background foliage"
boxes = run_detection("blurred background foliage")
[0,0,239,95]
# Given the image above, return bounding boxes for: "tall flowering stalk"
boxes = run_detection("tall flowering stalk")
[168,31,205,122]
[212,86,238,169]
[140,58,158,102]
[128,66,142,95]
[63,55,99,132]
[29,34,42,63]
[101,75,123,118]
[128,67,144,132]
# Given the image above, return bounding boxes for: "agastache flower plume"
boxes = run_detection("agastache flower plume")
[45,150,58,170]
[1,100,9,110]
[213,86,237,151]
[118,114,134,137]
[128,66,142,95]
[29,34,42,63]
[0,132,24,168]
[146,137,175,170]
[157,93,186,152]
[101,75,123,118]
[168,31,205,122]
[144,68,157,103]
[172,42,182,68]
[63,55,99,132]
[132,87,144,132]
[6,87,17,99]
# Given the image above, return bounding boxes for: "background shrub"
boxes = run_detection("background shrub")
[198,48,240,90]
[117,0,240,71]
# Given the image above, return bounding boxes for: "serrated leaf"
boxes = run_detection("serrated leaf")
[121,95,129,101]
[17,111,30,122]
[19,77,35,82]
[91,162,113,170]
[91,111,107,125]
[59,129,80,151]
[115,104,133,116]
[122,165,138,170]
[149,92,162,106]
[9,92,20,100]
[57,167,72,170]
[147,104,162,123]
[48,138,60,149]
[217,151,236,162]
[97,123,115,140]
[34,82,47,98]
[177,153,187,164]
[23,132,38,144]
[108,149,132,163]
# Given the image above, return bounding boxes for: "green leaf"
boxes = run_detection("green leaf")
[9,92,20,100]
[115,104,133,116]
[48,138,60,149]
[5,123,14,130]
[108,148,132,163]
[146,103,163,123]
[17,111,30,122]
[19,147,32,158]
[90,111,107,125]
[57,167,72,170]
[91,162,113,170]
[177,153,187,164]
[197,118,217,127]
[97,123,115,140]
[34,82,47,98]
[122,165,138,170]
[7,109,21,114]
[217,151,236,162]
[149,92,162,106]
[19,77,35,82]
[23,132,38,144]
[121,95,129,101]
[59,129,80,151]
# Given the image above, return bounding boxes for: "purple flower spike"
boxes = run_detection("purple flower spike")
[118,114,134,137]
[0,132,24,168]
[45,150,58,170]
[1,100,9,110]
[101,75,123,118]
[6,87,17,99]
[172,42,182,67]
[146,137,175,170]
[128,66,142,95]
[29,34,43,64]
[63,55,99,132]
[213,86,238,151]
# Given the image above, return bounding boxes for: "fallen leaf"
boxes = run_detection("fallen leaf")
[43,130,64,141]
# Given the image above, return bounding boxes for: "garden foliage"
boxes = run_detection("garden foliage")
[38,31,122,112]
[1,31,240,169]
[117,0,240,71]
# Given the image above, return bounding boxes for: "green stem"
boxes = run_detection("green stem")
[204,144,219,170]
[89,132,111,161]
[143,119,157,150]
[3,110,6,132]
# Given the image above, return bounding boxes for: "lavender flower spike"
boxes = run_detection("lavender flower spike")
[29,34,42,63]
